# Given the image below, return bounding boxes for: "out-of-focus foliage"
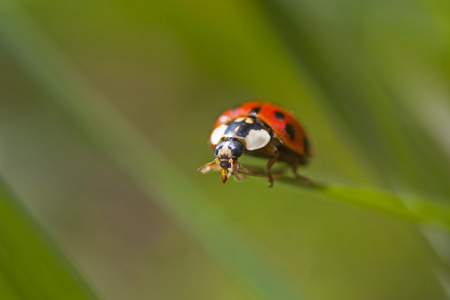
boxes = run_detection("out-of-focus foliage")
[0,0,449,299]
[0,178,98,300]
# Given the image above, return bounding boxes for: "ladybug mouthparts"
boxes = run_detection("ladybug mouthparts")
[220,160,234,183]
[219,160,231,169]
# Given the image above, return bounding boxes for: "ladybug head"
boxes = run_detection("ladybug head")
[214,138,244,183]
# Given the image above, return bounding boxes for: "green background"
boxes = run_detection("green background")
[1,0,450,299]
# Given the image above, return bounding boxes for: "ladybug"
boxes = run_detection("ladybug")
[198,101,312,187]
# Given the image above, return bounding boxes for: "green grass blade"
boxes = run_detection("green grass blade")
[247,168,450,231]
[0,177,98,300]
[322,185,450,230]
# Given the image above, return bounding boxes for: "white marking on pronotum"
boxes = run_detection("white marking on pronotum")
[210,124,228,145]
[244,117,254,124]
[216,142,232,158]
[244,129,271,151]
[234,117,246,122]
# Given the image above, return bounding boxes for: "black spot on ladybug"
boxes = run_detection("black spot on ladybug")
[303,136,310,154]
[248,107,261,116]
[285,124,295,140]
[274,111,285,119]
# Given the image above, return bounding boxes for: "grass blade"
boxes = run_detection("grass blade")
[0,176,98,300]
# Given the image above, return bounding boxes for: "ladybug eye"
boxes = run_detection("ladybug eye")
[213,143,223,157]
[228,139,244,158]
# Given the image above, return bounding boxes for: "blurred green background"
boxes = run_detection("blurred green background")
[1,0,450,299]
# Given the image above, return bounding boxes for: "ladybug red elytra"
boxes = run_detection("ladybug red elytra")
[198,101,312,187]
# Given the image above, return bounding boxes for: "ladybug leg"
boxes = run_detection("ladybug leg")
[197,158,221,174]
[264,145,279,187]
[232,162,247,180]
[235,164,264,177]
[292,157,313,185]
